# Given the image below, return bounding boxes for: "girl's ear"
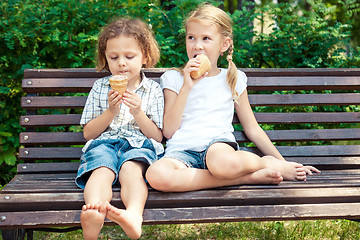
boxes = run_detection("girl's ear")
[220,37,232,53]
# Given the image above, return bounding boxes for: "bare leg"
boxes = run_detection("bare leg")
[81,203,107,240]
[106,161,147,239]
[146,157,283,192]
[81,167,115,240]
[206,143,307,181]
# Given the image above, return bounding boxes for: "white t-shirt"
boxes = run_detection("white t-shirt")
[160,68,247,153]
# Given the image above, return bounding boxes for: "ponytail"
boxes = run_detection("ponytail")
[226,42,239,101]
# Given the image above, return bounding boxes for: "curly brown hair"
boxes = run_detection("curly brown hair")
[97,18,160,71]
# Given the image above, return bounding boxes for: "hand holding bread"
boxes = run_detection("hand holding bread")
[190,54,211,79]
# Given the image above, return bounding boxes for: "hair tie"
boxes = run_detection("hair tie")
[227,55,233,61]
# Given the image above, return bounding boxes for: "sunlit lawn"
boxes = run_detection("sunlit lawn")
[16,219,360,240]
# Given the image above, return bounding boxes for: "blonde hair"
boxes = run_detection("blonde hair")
[97,18,160,71]
[185,4,239,100]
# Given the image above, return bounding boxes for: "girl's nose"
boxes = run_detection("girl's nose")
[118,57,126,66]
[195,40,204,50]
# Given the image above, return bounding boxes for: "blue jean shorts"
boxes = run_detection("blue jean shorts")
[163,138,239,169]
[75,138,159,189]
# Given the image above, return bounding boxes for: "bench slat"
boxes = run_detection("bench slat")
[21,93,360,109]
[248,76,360,91]
[2,187,360,212]
[20,112,360,127]
[20,132,86,145]
[18,145,360,160]
[23,68,360,78]
[3,171,359,195]
[249,93,360,106]
[14,158,360,175]
[21,96,87,109]
[23,68,166,79]
[22,76,360,93]
[19,128,360,145]
[233,128,360,142]
[1,202,360,228]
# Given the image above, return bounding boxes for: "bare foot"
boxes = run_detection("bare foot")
[105,202,143,239]
[263,156,307,181]
[244,168,283,185]
[81,203,107,240]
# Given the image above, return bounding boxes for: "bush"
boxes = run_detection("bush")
[0,0,359,186]
[250,2,352,68]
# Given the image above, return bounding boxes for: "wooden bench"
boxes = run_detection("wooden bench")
[1,68,360,239]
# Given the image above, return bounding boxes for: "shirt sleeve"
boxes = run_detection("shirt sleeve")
[235,70,248,96]
[160,70,183,94]
[80,80,103,126]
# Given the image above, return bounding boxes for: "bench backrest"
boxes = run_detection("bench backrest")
[20,68,360,172]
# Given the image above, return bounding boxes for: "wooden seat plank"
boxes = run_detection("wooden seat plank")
[233,128,360,142]
[1,202,360,229]
[249,93,360,106]
[248,76,360,91]
[22,76,360,93]
[18,145,360,161]
[19,128,360,145]
[12,157,360,175]
[20,132,86,145]
[21,96,87,109]
[24,68,360,78]
[19,112,360,127]
[21,93,360,109]
[2,187,360,211]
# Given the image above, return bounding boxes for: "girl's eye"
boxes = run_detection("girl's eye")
[187,36,195,40]
[126,56,134,59]
[203,37,211,40]
[111,57,118,60]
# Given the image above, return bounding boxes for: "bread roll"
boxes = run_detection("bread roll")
[109,75,128,95]
[190,54,211,79]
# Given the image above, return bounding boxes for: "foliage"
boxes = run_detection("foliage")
[251,1,352,68]
[0,0,359,185]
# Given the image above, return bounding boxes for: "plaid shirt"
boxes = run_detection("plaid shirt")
[80,74,164,148]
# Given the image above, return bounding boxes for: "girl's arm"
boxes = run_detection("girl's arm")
[162,58,205,139]
[162,87,190,139]
[235,90,285,160]
[83,90,122,141]
[122,90,163,143]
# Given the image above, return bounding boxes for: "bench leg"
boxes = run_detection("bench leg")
[26,229,34,240]
[1,228,26,240]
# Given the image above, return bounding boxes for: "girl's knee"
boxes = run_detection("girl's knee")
[207,153,243,179]
[146,164,176,192]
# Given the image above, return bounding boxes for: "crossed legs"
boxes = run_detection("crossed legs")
[146,143,310,192]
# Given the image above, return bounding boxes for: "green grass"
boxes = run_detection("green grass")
[6,220,358,240]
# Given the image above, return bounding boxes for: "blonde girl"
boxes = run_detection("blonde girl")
[146,4,319,192]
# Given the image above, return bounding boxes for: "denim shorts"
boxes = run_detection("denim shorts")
[163,138,239,169]
[75,138,159,189]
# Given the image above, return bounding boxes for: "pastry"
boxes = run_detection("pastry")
[190,54,211,79]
